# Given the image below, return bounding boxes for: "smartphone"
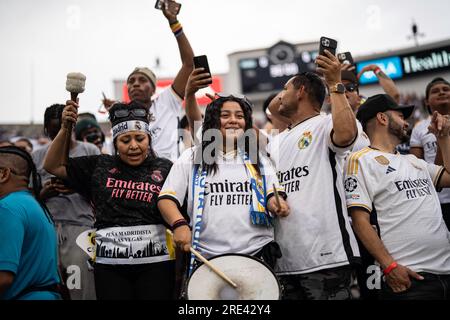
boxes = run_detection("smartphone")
[338,52,354,65]
[319,36,338,57]
[193,55,213,85]
[154,0,181,15]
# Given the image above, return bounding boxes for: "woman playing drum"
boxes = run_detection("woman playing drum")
[158,69,290,275]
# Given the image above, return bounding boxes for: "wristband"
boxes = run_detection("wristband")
[170,21,183,37]
[383,261,398,276]
[171,219,189,231]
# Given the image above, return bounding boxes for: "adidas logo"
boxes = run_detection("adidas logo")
[386,166,396,174]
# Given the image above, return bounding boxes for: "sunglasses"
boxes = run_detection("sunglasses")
[111,108,147,119]
[215,92,253,109]
[344,83,359,93]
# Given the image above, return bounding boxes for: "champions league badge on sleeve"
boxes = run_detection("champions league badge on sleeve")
[298,131,313,150]
[344,177,358,192]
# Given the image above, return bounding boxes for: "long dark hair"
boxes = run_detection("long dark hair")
[195,96,261,176]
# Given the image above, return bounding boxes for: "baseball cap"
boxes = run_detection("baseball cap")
[127,67,157,88]
[425,77,450,99]
[341,70,358,85]
[75,118,101,140]
[356,94,414,126]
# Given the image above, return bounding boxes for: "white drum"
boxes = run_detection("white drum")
[186,254,281,300]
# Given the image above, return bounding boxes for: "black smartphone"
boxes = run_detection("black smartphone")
[155,0,181,15]
[338,52,354,65]
[319,36,338,57]
[193,55,213,85]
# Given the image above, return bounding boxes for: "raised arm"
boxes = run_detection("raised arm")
[162,1,194,98]
[357,65,401,103]
[317,50,357,146]
[184,68,211,136]
[43,100,79,179]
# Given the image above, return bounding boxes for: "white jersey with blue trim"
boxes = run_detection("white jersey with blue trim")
[159,147,284,258]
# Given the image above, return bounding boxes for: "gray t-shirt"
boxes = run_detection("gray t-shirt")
[32,141,100,226]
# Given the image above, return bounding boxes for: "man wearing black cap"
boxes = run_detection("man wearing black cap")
[410,77,450,229]
[345,94,450,299]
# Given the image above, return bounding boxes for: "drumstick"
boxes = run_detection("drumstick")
[166,230,238,288]
[273,183,282,210]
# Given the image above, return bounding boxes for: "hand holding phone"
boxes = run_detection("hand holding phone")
[193,55,213,85]
[155,0,181,15]
[319,36,338,57]
[338,52,354,66]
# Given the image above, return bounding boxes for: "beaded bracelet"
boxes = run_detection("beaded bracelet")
[171,218,189,231]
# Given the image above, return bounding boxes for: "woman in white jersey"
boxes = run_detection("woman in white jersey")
[158,75,289,273]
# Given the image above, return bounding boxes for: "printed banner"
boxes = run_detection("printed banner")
[95,225,171,265]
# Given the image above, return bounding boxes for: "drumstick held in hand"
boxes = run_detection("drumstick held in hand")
[273,184,282,210]
[167,230,238,288]
[63,72,86,165]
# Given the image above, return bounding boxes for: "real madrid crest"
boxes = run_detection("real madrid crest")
[135,121,142,130]
[298,131,313,150]
[151,170,163,183]
[375,155,390,166]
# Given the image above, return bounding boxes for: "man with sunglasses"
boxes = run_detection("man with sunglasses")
[110,1,196,161]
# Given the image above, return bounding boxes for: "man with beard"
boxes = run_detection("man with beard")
[410,78,450,229]
[345,94,450,300]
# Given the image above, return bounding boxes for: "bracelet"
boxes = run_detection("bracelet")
[170,21,183,37]
[383,261,398,276]
[171,218,189,231]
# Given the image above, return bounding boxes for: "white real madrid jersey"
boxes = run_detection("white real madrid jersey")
[410,117,450,204]
[159,147,283,258]
[345,148,450,274]
[268,114,360,275]
[149,87,184,161]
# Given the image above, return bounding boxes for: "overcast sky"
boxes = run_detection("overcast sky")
[1,0,450,124]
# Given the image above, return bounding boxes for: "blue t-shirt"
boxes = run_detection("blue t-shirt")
[0,190,60,300]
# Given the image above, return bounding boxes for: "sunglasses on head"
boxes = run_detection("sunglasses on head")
[215,92,253,109]
[111,108,147,119]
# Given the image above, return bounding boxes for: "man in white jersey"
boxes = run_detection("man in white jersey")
[410,77,450,230]
[104,2,197,161]
[268,50,361,300]
[346,94,450,300]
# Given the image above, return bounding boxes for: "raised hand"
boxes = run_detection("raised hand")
[185,68,212,98]
[62,100,79,130]
[428,111,450,137]
[316,50,342,86]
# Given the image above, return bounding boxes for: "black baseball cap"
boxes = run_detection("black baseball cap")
[356,94,414,126]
